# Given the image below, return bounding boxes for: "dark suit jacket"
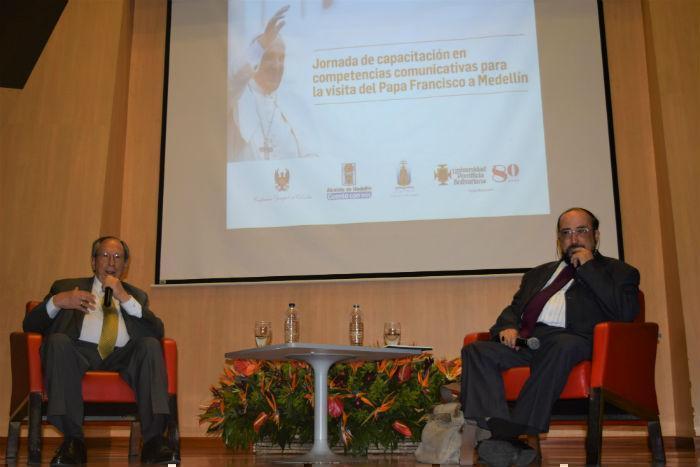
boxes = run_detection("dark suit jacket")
[490,253,640,339]
[23,277,164,341]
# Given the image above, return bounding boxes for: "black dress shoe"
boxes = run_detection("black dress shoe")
[50,437,87,465]
[487,417,531,438]
[477,438,537,467]
[141,436,178,464]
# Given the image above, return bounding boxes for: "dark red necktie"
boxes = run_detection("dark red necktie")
[519,265,575,338]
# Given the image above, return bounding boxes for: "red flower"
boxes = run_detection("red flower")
[232,359,261,377]
[392,420,412,438]
[397,364,412,383]
[328,396,344,418]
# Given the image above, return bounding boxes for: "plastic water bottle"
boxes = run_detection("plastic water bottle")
[349,304,363,346]
[284,303,299,343]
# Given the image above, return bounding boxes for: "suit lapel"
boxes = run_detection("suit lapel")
[78,277,93,292]
[523,262,561,304]
[73,277,94,330]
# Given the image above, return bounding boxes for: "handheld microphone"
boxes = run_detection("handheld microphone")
[103,287,113,308]
[515,337,540,350]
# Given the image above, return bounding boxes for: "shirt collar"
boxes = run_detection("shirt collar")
[92,276,106,296]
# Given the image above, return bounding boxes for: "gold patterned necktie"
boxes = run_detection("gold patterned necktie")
[97,298,119,359]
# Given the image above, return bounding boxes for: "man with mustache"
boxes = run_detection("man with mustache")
[460,208,640,466]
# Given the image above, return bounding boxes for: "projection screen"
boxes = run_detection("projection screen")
[158,0,622,283]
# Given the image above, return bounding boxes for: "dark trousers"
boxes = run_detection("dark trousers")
[42,334,170,441]
[460,325,592,433]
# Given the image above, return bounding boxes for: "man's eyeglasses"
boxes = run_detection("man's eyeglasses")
[95,252,124,262]
[558,227,593,238]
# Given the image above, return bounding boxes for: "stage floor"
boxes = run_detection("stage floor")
[1,436,698,466]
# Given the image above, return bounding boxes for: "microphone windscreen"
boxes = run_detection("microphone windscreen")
[515,336,540,350]
[103,287,113,308]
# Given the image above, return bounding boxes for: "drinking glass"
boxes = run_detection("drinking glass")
[383,321,401,346]
[255,320,272,347]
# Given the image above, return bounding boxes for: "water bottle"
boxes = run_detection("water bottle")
[349,304,363,346]
[284,303,299,343]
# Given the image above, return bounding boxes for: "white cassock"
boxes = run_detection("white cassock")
[236,80,302,161]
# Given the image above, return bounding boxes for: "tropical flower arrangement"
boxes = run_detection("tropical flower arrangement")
[199,353,461,456]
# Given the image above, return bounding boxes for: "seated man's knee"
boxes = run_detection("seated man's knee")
[462,340,500,361]
[133,336,162,356]
[542,333,591,359]
[45,333,73,350]
[461,343,480,361]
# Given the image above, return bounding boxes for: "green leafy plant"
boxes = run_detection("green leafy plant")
[200,354,461,456]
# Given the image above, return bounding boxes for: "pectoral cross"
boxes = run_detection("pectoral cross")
[260,138,274,159]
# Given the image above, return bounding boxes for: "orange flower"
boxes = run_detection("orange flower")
[356,392,375,408]
[340,412,353,447]
[288,366,298,391]
[237,384,249,406]
[267,361,283,371]
[291,360,309,370]
[264,391,280,426]
[362,393,396,424]
[220,366,235,385]
[395,356,413,366]
[392,420,412,438]
[203,416,224,430]
[436,358,461,381]
[417,369,430,388]
[378,359,399,379]
[348,361,364,374]
[253,412,268,433]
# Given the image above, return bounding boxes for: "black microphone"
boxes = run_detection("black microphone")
[515,337,540,350]
[103,287,113,308]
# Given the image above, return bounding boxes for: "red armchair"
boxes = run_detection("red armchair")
[462,291,665,465]
[5,301,180,464]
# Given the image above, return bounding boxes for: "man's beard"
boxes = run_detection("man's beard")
[563,244,585,266]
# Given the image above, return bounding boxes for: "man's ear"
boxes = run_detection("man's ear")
[594,230,600,249]
[556,238,563,258]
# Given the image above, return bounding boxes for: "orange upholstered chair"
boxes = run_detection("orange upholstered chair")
[462,291,664,465]
[5,301,180,464]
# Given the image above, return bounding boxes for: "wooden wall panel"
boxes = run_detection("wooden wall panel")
[601,0,681,437]
[0,0,132,437]
[643,0,700,436]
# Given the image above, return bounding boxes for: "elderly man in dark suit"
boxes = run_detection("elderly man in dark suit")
[460,208,640,467]
[23,236,176,465]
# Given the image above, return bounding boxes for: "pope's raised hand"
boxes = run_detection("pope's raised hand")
[258,5,289,51]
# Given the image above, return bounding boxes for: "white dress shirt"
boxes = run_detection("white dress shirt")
[535,261,574,328]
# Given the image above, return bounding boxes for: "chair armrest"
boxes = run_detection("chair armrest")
[463,332,491,346]
[590,321,659,415]
[161,338,178,395]
[9,331,43,417]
